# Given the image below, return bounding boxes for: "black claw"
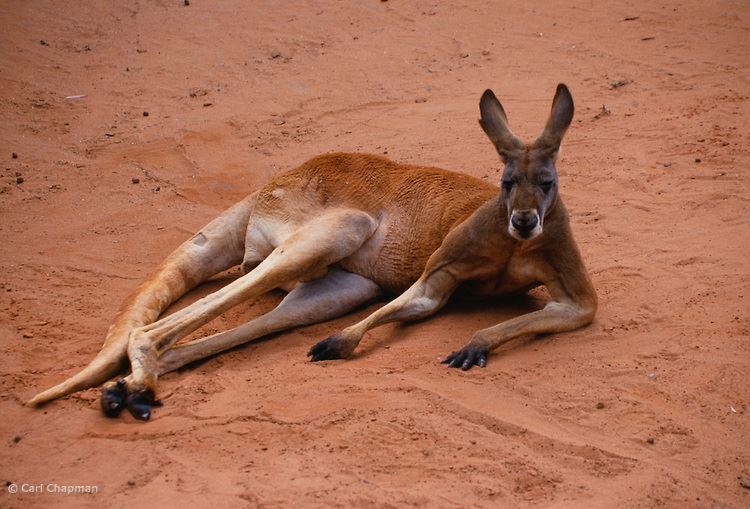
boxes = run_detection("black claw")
[441,352,456,364]
[100,379,128,418]
[443,345,489,371]
[308,335,350,362]
[125,390,158,421]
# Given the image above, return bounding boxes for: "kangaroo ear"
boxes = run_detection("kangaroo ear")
[535,83,574,156]
[479,89,523,161]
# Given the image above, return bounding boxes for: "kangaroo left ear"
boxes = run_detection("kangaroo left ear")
[535,83,574,157]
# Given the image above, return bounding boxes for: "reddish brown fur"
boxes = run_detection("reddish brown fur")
[253,153,497,293]
[27,84,597,416]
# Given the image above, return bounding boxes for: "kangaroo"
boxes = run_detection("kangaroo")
[26,84,597,421]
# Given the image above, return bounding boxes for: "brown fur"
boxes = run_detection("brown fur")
[252,153,497,293]
[27,84,597,421]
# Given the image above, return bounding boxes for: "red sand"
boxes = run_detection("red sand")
[1,1,748,507]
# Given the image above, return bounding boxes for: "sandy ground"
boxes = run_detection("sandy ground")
[1,1,749,507]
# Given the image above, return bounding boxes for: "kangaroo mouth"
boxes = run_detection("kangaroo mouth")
[508,224,543,241]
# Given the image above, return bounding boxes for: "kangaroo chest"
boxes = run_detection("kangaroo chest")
[466,251,545,296]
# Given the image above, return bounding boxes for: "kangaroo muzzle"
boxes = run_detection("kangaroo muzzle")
[509,209,542,240]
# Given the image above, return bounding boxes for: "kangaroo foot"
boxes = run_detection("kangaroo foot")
[125,389,162,421]
[100,379,128,418]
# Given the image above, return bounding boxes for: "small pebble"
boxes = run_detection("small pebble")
[610,79,631,89]
[16,176,24,184]
[270,50,282,59]
[142,111,149,117]
[593,105,611,120]
[459,52,469,58]
[184,0,190,5]
[694,158,701,163]
[131,177,140,184]
[414,97,427,103]
[596,402,605,409]
[13,435,21,443]
[646,437,655,445]
[11,152,18,159]
[127,479,136,486]
[481,49,490,56]
[40,40,48,46]
[273,118,286,126]
[22,332,33,338]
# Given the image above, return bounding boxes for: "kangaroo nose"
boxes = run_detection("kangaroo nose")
[511,212,539,232]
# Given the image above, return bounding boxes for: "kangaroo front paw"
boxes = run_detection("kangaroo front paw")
[441,345,489,370]
[307,335,355,361]
[100,379,128,418]
[125,389,162,421]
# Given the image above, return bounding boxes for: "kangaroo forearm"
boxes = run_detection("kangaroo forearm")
[472,301,595,350]
[347,270,458,337]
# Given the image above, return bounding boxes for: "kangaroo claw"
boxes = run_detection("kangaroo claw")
[308,335,353,361]
[442,345,489,371]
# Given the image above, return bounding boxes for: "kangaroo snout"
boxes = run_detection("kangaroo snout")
[509,209,541,240]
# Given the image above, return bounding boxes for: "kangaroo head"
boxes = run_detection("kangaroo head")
[479,84,574,241]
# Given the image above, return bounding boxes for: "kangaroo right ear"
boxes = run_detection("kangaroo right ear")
[479,89,524,161]
[534,83,574,157]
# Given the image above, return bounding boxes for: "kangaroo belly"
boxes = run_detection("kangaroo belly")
[339,213,449,294]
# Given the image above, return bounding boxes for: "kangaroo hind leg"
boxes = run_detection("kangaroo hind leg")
[155,268,381,374]
[30,195,255,410]
[113,209,378,420]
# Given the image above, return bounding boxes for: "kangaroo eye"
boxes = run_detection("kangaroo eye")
[540,181,554,193]
[502,180,514,192]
